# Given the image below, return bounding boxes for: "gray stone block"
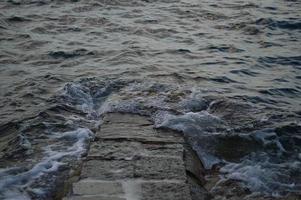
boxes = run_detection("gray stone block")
[97,125,183,143]
[88,141,143,160]
[64,196,126,200]
[134,156,186,180]
[63,113,204,200]
[141,181,191,200]
[73,179,123,196]
[143,143,184,158]
[88,140,184,160]
[81,160,134,180]
[103,113,152,125]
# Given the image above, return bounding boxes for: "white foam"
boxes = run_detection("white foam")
[61,83,95,114]
[219,152,301,196]
[156,110,224,134]
[3,79,298,198]
[0,128,93,199]
[251,128,286,153]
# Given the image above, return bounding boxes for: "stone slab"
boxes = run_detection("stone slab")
[88,141,143,160]
[143,143,183,158]
[97,124,183,143]
[64,113,203,200]
[82,156,186,181]
[98,113,184,143]
[103,113,152,125]
[81,160,134,180]
[134,156,186,180]
[141,181,191,200]
[100,135,183,143]
[73,179,123,196]
[88,140,183,160]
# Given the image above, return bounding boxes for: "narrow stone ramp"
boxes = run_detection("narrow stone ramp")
[64,113,208,200]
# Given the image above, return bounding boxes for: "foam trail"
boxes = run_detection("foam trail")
[0,128,93,200]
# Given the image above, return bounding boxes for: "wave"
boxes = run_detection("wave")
[1,78,300,199]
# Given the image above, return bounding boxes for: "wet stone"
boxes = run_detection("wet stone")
[187,176,211,200]
[134,156,186,180]
[81,160,134,180]
[97,124,183,143]
[141,181,191,200]
[143,143,184,158]
[88,140,183,160]
[64,113,203,200]
[103,113,152,125]
[98,113,184,143]
[88,140,143,160]
[73,179,123,195]
[64,196,126,200]
[184,144,206,185]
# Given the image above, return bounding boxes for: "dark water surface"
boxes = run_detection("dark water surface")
[0,0,300,199]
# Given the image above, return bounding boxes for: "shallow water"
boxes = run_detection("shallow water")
[0,0,301,199]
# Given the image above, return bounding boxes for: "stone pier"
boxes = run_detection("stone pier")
[64,113,208,200]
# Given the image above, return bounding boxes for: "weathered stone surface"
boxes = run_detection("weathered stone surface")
[134,156,186,180]
[97,113,183,143]
[73,179,123,195]
[184,144,206,185]
[141,181,191,200]
[103,113,152,125]
[64,113,206,200]
[88,140,183,160]
[187,176,211,200]
[81,160,134,180]
[88,141,143,160]
[97,124,183,143]
[64,196,126,200]
[82,156,186,180]
[100,124,154,133]
[184,144,210,200]
[100,135,183,143]
[143,143,183,158]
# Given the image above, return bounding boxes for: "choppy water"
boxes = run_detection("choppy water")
[0,0,300,199]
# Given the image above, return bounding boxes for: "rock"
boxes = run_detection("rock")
[187,176,211,200]
[184,144,206,184]
[141,181,191,200]
[64,113,207,200]
[143,143,183,158]
[73,179,123,196]
[134,156,186,180]
[103,113,152,125]
[81,160,134,180]
[184,144,210,200]
[88,140,183,160]
[88,140,142,160]
[63,196,126,200]
[97,124,183,143]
